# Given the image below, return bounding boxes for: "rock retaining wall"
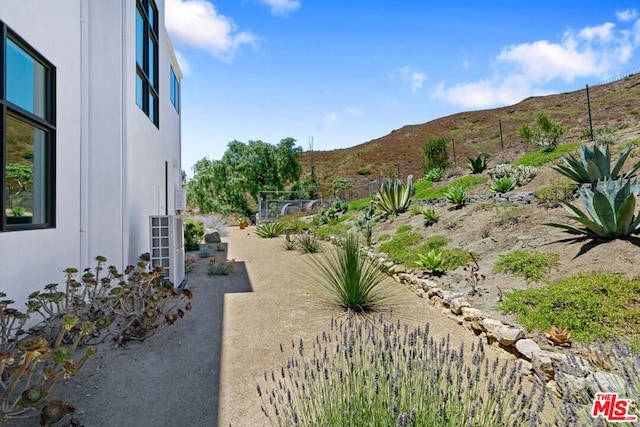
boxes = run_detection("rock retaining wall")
[345,241,630,403]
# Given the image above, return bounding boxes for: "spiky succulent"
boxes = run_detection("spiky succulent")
[466,154,487,174]
[415,250,445,275]
[490,177,517,193]
[444,185,468,208]
[255,221,285,238]
[544,178,640,239]
[552,142,640,185]
[375,175,414,215]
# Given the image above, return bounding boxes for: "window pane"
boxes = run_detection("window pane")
[5,116,48,226]
[136,8,144,69]
[148,1,157,32]
[149,91,157,124]
[6,39,46,119]
[170,67,176,108]
[148,36,156,87]
[136,73,144,109]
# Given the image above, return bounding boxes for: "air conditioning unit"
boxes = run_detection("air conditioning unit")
[149,215,185,287]
[175,187,187,211]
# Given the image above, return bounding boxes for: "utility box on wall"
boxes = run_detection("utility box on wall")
[149,215,185,287]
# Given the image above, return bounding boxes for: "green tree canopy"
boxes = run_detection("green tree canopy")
[187,138,303,215]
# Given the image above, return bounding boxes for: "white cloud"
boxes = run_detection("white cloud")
[434,19,639,109]
[257,0,301,16]
[579,22,615,42]
[174,50,191,76]
[165,0,258,62]
[617,8,638,22]
[398,66,427,92]
[462,60,471,70]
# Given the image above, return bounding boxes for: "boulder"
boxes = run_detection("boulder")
[496,326,525,347]
[450,297,471,315]
[515,339,541,360]
[204,231,221,243]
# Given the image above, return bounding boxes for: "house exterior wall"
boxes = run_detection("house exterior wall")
[0,1,83,306]
[0,0,182,305]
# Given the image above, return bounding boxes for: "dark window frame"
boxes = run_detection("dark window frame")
[0,22,56,232]
[136,0,159,127]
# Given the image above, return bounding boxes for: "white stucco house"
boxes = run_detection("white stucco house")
[0,0,185,307]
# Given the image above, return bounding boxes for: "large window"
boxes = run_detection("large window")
[1,23,56,231]
[170,66,179,112]
[136,0,158,126]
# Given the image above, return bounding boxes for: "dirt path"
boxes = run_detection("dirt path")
[35,226,510,427]
[217,226,508,426]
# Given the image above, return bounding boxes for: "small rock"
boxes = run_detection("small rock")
[468,320,484,333]
[431,297,444,309]
[415,289,425,298]
[427,287,441,298]
[496,326,525,347]
[516,359,532,376]
[450,297,470,314]
[481,318,504,335]
[461,307,484,321]
[441,308,452,315]
[204,231,221,243]
[419,279,439,290]
[532,351,555,381]
[515,339,541,360]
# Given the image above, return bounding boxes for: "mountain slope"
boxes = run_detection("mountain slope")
[302,73,640,183]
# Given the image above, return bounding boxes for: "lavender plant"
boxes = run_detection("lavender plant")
[257,316,552,426]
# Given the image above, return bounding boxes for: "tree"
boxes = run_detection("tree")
[518,113,565,151]
[423,137,450,173]
[187,138,303,215]
[331,177,353,200]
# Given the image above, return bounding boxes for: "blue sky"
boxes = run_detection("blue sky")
[165,0,640,176]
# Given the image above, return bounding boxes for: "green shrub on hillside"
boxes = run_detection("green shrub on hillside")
[500,273,640,344]
[493,250,559,282]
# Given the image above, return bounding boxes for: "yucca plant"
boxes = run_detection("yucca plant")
[544,178,640,239]
[444,185,468,209]
[255,221,285,238]
[466,154,487,174]
[425,167,443,182]
[490,177,517,193]
[308,232,389,312]
[553,142,640,185]
[375,175,414,215]
[422,208,440,226]
[415,249,445,275]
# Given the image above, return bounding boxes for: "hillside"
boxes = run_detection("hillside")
[301,73,640,186]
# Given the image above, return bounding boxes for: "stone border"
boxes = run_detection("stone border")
[351,243,631,402]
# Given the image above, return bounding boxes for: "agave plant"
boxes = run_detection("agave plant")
[466,154,487,174]
[444,185,468,209]
[552,142,640,185]
[544,178,640,239]
[425,167,443,182]
[255,221,285,238]
[374,175,414,215]
[490,177,516,193]
[415,249,445,275]
[422,208,439,226]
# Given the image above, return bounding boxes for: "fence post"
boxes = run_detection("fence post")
[586,84,594,141]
